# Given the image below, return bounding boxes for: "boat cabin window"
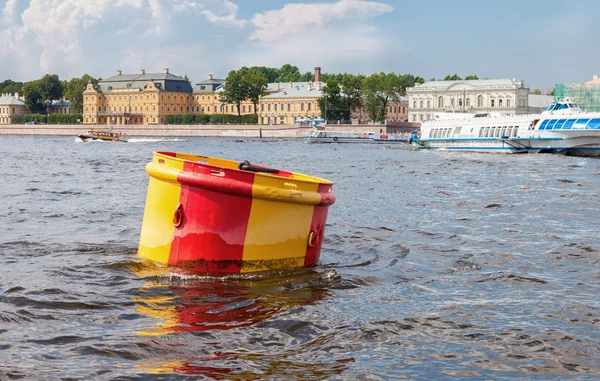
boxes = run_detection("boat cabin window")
[479,127,484,137]
[484,126,491,137]
[568,103,579,109]
[506,127,513,137]
[454,127,461,136]
[573,119,590,129]
[501,126,507,137]
[562,119,575,130]
[586,118,600,129]
[539,120,549,130]
[554,119,567,129]
[547,120,558,129]
[513,126,518,137]
[546,103,555,111]
[494,127,501,137]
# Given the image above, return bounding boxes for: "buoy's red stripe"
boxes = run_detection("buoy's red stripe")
[169,162,254,273]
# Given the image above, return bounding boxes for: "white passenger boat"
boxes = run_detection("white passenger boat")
[410,99,600,156]
[303,130,409,144]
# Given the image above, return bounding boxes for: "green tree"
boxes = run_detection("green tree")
[243,72,268,115]
[318,78,350,121]
[363,73,403,123]
[464,75,479,80]
[0,79,24,95]
[39,74,63,111]
[531,89,542,95]
[340,73,365,113]
[23,80,45,114]
[443,74,462,81]
[63,74,99,114]
[220,70,247,116]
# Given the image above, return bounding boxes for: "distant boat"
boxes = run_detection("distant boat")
[410,98,600,156]
[303,129,409,144]
[78,129,127,142]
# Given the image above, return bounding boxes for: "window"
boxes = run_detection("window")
[501,126,507,136]
[426,101,430,109]
[479,127,485,137]
[499,99,503,107]
[491,99,495,107]
[413,101,417,108]
[261,104,264,111]
[451,99,455,107]
[477,95,483,107]
[274,104,278,111]
[459,99,463,107]
[287,103,291,112]
[438,96,443,108]
[513,127,518,137]
[466,98,470,106]
[308,103,311,111]
[268,104,271,111]
[495,127,501,137]
[301,103,304,111]
[420,101,423,108]
[507,99,511,107]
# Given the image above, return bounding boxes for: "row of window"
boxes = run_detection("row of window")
[539,118,600,130]
[0,107,17,114]
[478,126,520,138]
[429,125,521,139]
[413,95,526,109]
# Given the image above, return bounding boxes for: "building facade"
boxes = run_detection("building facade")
[50,100,71,114]
[351,97,408,124]
[82,68,194,125]
[0,93,28,124]
[407,79,531,122]
[82,67,326,125]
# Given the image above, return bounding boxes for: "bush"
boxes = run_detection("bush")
[165,113,258,125]
[48,114,82,124]
[12,114,47,124]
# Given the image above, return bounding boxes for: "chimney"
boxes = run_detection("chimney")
[289,81,293,88]
[15,92,19,99]
[140,69,145,74]
[308,82,313,90]
[164,68,169,74]
[208,74,213,80]
[314,66,321,82]
[316,82,321,91]
[117,70,122,76]
[276,82,280,90]
[594,74,600,80]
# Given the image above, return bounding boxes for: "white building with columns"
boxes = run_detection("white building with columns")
[406,79,531,122]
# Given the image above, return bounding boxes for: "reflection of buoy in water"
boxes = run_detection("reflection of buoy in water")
[137,151,336,273]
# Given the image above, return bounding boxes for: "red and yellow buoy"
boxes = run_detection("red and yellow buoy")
[137,151,336,273]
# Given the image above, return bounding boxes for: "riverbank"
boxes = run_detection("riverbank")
[0,124,310,138]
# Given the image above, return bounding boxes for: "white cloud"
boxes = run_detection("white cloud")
[0,0,395,82]
[249,0,393,42]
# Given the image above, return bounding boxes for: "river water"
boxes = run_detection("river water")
[1,135,599,380]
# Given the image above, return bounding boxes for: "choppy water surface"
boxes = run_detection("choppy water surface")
[1,135,599,380]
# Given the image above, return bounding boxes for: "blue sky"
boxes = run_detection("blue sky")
[1,0,599,90]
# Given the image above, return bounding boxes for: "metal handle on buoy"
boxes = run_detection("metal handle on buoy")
[238,160,280,174]
[173,203,184,228]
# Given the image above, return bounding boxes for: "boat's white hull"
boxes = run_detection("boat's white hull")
[413,134,600,156]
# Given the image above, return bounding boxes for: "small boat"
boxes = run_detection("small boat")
[410,98,600,156]
[303,130,409,144]
[78,129,127,142]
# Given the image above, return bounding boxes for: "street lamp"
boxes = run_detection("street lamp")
[45,99,51,123]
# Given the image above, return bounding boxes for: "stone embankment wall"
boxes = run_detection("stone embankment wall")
[0,124,312,138]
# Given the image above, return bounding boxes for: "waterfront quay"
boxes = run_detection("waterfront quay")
[0,123,402,138]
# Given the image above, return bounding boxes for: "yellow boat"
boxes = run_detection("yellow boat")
[78,129,127,142]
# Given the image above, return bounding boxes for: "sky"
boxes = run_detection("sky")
[1,0,599,90]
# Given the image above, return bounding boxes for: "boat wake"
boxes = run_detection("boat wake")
[127,138,187,143]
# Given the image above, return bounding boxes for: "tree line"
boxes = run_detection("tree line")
[0,74,100,115]
[2,64,483,124]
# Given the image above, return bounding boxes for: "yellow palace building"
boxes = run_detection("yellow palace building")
[83,68,324,126]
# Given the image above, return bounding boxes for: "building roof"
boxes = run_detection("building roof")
[0,94,25,106]
[410,78,528,92]
[261,82,323,99]
[193,77,226,93]
[528,94,553,108]
[98,71,193,93]
[51,100,72,107]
